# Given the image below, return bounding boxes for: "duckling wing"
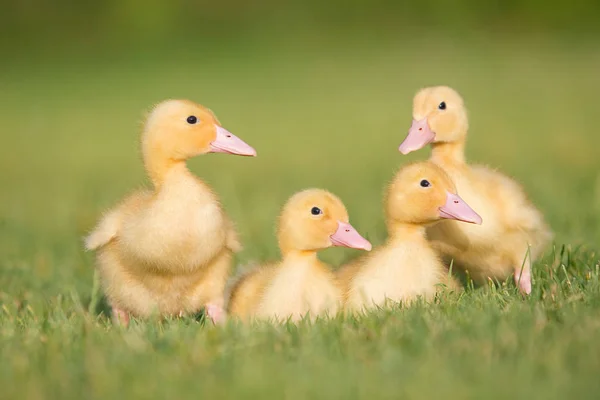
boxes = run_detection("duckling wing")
[84,190,152,251]
[224,216,242,253]
[471,165,552,242]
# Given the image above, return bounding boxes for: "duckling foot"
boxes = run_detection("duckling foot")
[514,269,532,295]
[205,303,225,325]
[112,306,130,326]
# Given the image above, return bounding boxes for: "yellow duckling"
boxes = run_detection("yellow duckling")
[228,189,371,322]
[398,86,552,293]
[85,99,256,325]
[340,161,481,312]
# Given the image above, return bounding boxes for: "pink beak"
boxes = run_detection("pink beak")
[209,125,257,157]
[439,192,482,225]
[398,118,435,155]
[330,221,372,251]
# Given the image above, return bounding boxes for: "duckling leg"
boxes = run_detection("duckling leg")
[112,306,130,326]
[205,302,226,324]
[514,263,532,294]
[514,268,531,294]
[186,249,232,324]
[513,246,532,295]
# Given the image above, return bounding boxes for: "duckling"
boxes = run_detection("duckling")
[398,86,552,294]
[228,189,371,322]
[84,99,256,325]
[340,161,481,312]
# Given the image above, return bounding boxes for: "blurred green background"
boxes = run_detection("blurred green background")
[1,1,600,399]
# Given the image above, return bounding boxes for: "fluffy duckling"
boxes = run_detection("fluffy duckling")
[398,86,552,293]
[340,162,481,312]
[85,99,256,325]
[228,189,371,322]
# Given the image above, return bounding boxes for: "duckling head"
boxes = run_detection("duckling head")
[277,189,372,255]
[142,99,256,161]
[386,161,482,228]
[399,86,468,154]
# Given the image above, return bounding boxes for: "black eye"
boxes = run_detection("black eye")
[420,179,431,188]
[186,116,198,124]
[311,207,322,215]
[438,102,446,110]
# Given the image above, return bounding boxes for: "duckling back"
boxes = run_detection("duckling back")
[227,264,277,320]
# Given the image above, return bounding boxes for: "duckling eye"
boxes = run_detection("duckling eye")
[186,116,198,124]
[438,102,446,110]
[420,179,431,188]
[311,207,322,216]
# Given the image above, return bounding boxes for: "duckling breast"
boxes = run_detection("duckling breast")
[119,174,229,273]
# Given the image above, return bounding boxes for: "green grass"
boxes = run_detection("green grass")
[1,36,599,399]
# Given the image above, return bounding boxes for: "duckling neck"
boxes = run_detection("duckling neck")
[143,148,190,189]
[281,250,318,265]
[430,141,466,166]
[387,223,427,243]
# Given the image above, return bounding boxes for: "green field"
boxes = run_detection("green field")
[1,35,600,399]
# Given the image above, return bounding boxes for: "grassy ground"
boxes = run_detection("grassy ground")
[1,35,599,399]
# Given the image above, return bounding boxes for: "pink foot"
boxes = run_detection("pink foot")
[205,303,225,325]
[515,268,532,295]
[112,306,130,326]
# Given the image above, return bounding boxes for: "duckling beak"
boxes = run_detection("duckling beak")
[398,118,435,155]
[330,221,372,251]
[439,192,483,225]
[209,126,257,157]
